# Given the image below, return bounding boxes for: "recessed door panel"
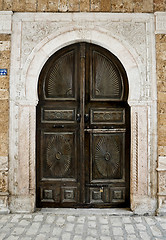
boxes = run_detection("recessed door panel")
[90,108,125,125]
[91,51,123,100]
[36,42,130,208]
[41,131,77,180]
[44,50,76,100]
[91,132,125,182]
[41,108,77,123]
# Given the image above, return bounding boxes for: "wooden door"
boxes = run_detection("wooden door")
[36,43,130,208]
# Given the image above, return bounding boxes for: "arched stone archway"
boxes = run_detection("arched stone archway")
[22,29,141,104]
[9,13,157,214]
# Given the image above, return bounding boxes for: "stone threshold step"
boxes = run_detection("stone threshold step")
[39,208,134,216]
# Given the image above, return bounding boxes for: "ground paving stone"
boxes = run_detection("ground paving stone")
[0,211,166,239]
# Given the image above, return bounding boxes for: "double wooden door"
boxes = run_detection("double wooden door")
[36,43,130,208]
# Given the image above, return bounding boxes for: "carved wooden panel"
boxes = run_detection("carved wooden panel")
[91,51,123,100]
[111,187,125,203]
[41,189,54,202]
[90,188,104,203]
[87,186,126,204]
[42,108,76,123]
[91,108,125,125]
[91,132,124,181]
[41,132,76,179]
[44,51,75,99]
[61,187,77,203]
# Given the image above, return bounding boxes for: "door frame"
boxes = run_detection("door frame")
[9,13,157,214]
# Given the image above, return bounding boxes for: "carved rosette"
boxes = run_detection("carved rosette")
[46,135,72,178]
[94,136,120,178]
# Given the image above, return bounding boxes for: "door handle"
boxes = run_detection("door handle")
[84,114,89,123]
[76,113,81,123]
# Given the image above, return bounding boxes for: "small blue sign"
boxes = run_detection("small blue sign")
[0,69,7,76]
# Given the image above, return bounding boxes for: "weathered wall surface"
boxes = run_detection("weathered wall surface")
[156,34,166,156]
[0,34,10,211]
[0,0,165,12]
[156,33,166,213]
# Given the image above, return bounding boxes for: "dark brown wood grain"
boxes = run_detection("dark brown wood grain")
[36,43,130,208]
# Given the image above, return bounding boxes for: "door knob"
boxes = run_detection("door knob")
[84,114,89,123]
[76,113,81,123]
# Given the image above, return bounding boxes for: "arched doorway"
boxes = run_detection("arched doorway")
[36,42,130,208]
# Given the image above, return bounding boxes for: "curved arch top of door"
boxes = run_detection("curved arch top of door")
[36,42,130,208]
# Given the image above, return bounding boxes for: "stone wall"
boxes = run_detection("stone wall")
[0,34,10,212]
[156,34,166,213]
[0,0,165,12]
[156,34,166,156]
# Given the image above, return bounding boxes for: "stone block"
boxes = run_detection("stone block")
[0,50,10,68]
[158,156,166,169]
[0,34,11,41]
[157,73,166,82]
[157,82,166,92]
[158,113,166,126]
[0,41,10,51]
[48,0,58,12]
[0,194,9,213]
[0,76,9,90]
[133,0,143,12]
[0,0,2,10]
[0,171,8,192]
[158,125,166,137]
[123,0,134,12]
[80,0,90,11]
[158,92,166,103]
[91,0,100,12]
[158,128,166,147]
[0,132,8,156]
[159,171,166,193]
[68,0,80,11]
[37,0,48,11]
[9,195,35,213]
[0,90,8,99]
[158,146,166,156]
[142,0,153,13]
[0,12,12,34]
[0,100,9,127]
[158,134,166,146]
[100,0,111,12]
[154,0,166,12]
[0,156,8,170]
[111,0,123,12]
[25,0,37,11]
[158,42,166,54]
[155,13,166,34]
[58,0,68,12]
[3,0,13,11]
[12,0,26,11]
[157,35,166,44]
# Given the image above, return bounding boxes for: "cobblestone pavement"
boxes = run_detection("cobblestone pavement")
[0,209,166,240]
